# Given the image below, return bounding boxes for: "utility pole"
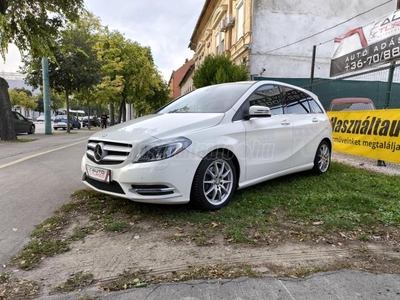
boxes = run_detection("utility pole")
[310,45,316,91]
[384,1,400,109]
[42,57,52,135]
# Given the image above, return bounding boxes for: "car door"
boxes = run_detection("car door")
[281,85,326,168]
[13,112,27,133]
[242,84,293,181]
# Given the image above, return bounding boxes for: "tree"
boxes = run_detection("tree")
[22,12,102,132]
[0,0,84,140]
[35,91,64,114]
[95,29,167,123]
[9,88,37,112]
[192,54,249,88]
[136,80,171,116]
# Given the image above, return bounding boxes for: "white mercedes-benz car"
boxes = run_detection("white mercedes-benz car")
[81,81,332,210]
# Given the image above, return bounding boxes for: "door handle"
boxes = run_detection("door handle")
[281,120,290,126]
[312,118,319,123]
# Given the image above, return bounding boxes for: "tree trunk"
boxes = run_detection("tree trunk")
[118,98,126,124]
[0,77,17,141]
[65,91,70,133]
[87,101,91,130]
[110,104,115,125]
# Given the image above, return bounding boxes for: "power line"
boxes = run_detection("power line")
[257,0,394,54]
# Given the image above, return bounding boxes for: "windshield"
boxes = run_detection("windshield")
[158,82,253,114]
[332,102,375,111]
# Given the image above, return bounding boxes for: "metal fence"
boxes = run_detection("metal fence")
[255,62,400,110]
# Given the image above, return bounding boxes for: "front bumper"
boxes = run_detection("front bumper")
[81,152,202,204]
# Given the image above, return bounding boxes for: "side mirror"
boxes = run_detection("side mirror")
[244,105,271,120]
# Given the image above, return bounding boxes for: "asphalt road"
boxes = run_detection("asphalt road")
[0,124,96,266]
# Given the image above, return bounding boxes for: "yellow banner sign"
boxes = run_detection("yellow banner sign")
[327,109,400,163]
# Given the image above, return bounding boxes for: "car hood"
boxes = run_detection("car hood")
[89,113,224,143]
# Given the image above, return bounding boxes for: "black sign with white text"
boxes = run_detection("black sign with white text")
[330,33,400,77]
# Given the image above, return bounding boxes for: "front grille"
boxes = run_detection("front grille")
[86,140,133,165]
[84,176,125,194]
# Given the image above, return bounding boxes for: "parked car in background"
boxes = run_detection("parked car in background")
[328,97,376,111]
[36,115,45,122]
[53,115,81,130]
[327,97,385,165]
[11,111,35,134]
[82,81,332,210]
[37,115,56,122]
[82,116,100,127]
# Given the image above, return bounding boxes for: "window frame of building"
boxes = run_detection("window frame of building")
[236,0,244,42]
[215,31,220,55]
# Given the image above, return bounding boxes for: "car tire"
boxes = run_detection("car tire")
[53,127,57,130]
[28,125,35,134]
[312,140,331,175]
[190,152,237,211]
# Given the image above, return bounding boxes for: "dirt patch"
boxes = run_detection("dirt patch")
[2,220,399,299]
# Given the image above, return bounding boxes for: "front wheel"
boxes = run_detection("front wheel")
[190,152,237,210]
[312,140,331,174]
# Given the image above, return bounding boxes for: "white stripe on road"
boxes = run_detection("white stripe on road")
[0,140,87,170]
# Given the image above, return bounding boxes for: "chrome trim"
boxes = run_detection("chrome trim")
[134,187,176,195]
[86,140,133,165]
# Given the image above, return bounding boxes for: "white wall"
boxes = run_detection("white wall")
[250,0,397,78]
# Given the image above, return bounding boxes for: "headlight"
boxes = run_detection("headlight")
[133,137,192,163]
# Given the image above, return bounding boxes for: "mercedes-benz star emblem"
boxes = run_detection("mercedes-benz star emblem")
[94,142,106,162]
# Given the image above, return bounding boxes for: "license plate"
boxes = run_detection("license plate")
[86,165,111,183]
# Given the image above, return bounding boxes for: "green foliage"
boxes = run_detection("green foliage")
[54,271,94,292]
[13,240,69,270]
[0,0,84,60]
[8,88,37,110]
[22,12,102,129]
[23,12,102,93]
[37,85,63,120]
[0,0,85,141]
[104,221,127,232]
[94,29,169,119]
[193,54,249,88]
[68,162,400,245]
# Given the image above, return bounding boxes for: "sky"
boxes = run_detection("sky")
[0,0,205,81]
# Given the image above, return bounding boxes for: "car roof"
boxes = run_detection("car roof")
[330,97,374,104]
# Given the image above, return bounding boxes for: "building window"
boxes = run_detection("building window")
[236,0,244,41]
[215,31,220,55]
[215,31,225,55]
[220,32,225,54]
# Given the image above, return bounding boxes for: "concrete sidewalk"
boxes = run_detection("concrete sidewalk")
[37,270,400,300]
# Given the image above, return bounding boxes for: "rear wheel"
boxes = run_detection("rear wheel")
[28,125,35,134]
[190,152,237,210]
[312,140,331,174]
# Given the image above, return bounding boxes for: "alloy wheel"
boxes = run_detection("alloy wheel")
[202,159,234,205]
[317,143,330,173]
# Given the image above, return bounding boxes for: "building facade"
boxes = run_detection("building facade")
[168,59,195,99]
[179,63,195,95]
[189,0,396,80]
